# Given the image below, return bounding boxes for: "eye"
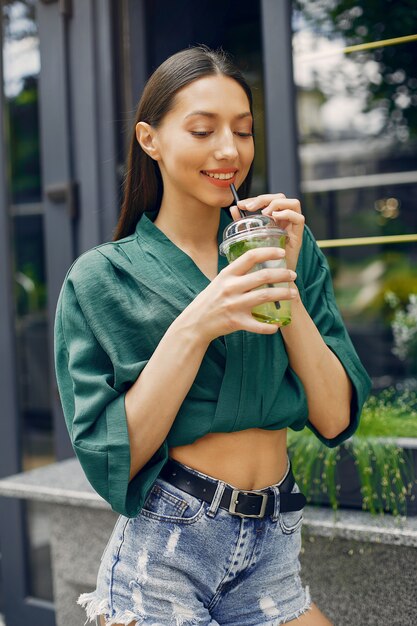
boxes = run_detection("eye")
[235,132,254,137]
[191,131,213,137]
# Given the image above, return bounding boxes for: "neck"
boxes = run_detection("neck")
[154,193,221,250]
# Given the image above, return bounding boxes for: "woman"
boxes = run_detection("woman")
[54,46,371,626]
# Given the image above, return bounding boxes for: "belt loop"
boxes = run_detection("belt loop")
[269,485,281,522]
[206,480,226,518]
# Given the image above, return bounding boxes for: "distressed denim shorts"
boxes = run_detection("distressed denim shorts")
[78,456,312,625]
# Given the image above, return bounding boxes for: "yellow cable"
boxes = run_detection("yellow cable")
[298,33,417,62]
[318,234,417,248]
[343,33,417,54]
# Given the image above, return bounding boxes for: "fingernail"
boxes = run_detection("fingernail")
[290,271,297,279]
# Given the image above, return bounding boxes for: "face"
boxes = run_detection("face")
[137,75,254,210]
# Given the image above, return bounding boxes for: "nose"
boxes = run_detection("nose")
[213,129,239,161]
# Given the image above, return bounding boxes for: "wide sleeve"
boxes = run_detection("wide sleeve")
[294,225,372,447]
[54,252,168,517]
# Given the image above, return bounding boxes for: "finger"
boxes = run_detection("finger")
[261,198,302,214]
[224,247,286,275]
[241,317,280,334]
[230,205,241,221]
[268,209,306,225]
[272,209,306,226]
[236,193,287,211]
[239,267,297,292]
[240,286,298,309]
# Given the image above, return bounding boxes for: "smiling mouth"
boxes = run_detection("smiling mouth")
[201,170,237,180]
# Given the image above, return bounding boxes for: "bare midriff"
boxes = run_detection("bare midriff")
[168,427,288,490]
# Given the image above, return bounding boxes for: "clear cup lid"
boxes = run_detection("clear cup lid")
[220,214,288,255]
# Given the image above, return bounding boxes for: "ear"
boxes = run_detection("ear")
[136,122,160,160]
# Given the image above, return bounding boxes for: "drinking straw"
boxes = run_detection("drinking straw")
[230,183,247,218]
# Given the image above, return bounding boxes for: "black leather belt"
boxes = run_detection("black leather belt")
[159,458,307,519]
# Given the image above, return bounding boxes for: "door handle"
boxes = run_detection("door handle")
[44,181,79,219]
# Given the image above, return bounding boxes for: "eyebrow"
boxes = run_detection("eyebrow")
[184,111,252,120]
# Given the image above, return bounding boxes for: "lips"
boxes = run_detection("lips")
[201,169,238,187]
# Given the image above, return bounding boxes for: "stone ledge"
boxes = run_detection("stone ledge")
[0,458,105,509]
[0,458,416,547]
[302,505,417,547]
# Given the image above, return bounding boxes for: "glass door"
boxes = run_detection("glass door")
[3,0,55,474]
[1,0,118,622]
[0,1,71,624]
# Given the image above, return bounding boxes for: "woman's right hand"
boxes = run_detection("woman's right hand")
[183,247,298,343]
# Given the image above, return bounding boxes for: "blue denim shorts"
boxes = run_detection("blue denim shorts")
[78,457,312,625]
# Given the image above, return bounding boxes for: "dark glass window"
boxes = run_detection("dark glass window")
[293,1,417,392]
[3,0,54,602]
[116,0,266,195]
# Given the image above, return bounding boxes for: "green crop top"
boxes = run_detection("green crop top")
[54,208,372,517]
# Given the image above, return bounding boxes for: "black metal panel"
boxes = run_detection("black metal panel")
[126,0,148,114]
[68,0,102,250]
[66,0,119,250]
[260,0,300,198]
[37,0,75,461]
[95,0,120,241]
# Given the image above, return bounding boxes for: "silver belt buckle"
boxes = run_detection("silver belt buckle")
[229,489,268,518]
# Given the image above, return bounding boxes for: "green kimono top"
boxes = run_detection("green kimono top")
[54,208,372,517]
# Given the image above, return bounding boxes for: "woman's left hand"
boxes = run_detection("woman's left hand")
[230,193,305,272]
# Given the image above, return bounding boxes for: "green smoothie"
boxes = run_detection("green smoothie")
[219,216,291,326]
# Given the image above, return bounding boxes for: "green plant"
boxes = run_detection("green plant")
[288,387,417,516]
[385,292,417,376]
[356,387,417,437]
[329,251,417,324]
[14,263,47,316]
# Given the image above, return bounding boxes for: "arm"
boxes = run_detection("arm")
[287,226,372,447]
[231,194,371,446]
[125,309,210,480]
[280,293,353,439]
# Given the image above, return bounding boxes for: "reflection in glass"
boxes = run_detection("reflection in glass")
[301,183,417,241]
[14,215,52,471]
[292,0,417,393]
[293,1,417,145]
[2,0,54,602]
[3,0,41,203]
[25,501,54,602]
[3,0,53,468]
[324,243,417,385]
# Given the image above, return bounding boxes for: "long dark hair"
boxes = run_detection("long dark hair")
[112,46,254,241]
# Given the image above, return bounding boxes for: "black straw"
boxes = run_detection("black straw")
[230,183,247,218]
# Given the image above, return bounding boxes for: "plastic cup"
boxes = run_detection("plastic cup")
[219,214,291,326]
